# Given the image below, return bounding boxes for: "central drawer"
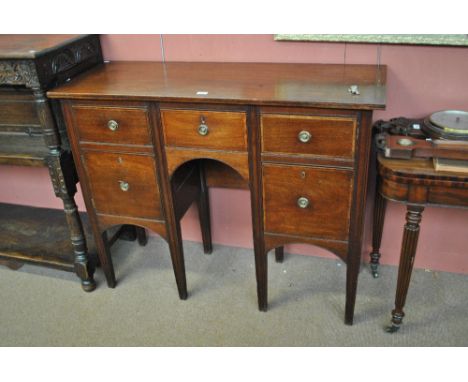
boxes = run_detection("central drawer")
[161,109,247,151]
[82,151,162,220]
[262,163,353,241]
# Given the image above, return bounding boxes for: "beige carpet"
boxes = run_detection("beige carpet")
[0,237,467,346]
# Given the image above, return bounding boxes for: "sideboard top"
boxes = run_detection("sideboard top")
[0,35,88,59]
[48,62,387,109]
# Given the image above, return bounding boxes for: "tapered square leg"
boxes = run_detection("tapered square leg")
[197,162,213,254]
[345,252,360,325]
[98,230,116,288]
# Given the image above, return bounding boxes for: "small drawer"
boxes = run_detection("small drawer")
[261,113,356,159]
[161,109,247,151]
[262,163,353,241]
[71,104,152,145]
[82,151,162,220]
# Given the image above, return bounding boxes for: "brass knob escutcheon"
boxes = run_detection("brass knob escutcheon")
[198,115,209,136]
[198,123,209,136]
[108,120,119,131]
[118,180,129,192]
[298,130,312,143]
[297,196,310,209]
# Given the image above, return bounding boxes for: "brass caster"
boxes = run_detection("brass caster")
[81,279,97,292]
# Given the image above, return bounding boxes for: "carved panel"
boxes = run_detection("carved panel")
[74,40,98,62]
[52,49,76,74]
[36,36,102,88]
[46,151,78,197]
[0,60,39,88]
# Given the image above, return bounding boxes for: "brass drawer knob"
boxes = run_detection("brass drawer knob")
[108,120,119,131]
[198,115,209,136]
[297,196,310,209]
[298,130,312,143]
[118,180,129,192]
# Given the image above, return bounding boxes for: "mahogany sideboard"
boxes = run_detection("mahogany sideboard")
[370,154,468,332]
[0,35,102,290]
[48,62,387,324]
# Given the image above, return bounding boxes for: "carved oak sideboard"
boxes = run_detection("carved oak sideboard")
[0,35,103,290]
[48,62,386,324]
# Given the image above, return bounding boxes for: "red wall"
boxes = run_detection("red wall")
[2,34,468,273]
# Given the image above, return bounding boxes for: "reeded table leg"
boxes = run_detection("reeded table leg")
[370,181,387,278]
[386,204,424,333]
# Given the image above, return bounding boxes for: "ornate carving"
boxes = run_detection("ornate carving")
[51,49,75,74]
[0,60,39,88]
[33,36,101,88]
[46,151,78,198]
[74,41,98,62]
[49,38,99,76]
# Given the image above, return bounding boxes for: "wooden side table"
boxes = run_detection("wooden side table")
[370,154,468,332]
[49,62,386,324]
[0,35,102,290]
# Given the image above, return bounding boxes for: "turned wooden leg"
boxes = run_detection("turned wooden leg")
[370,182,387,278]
[386,205,424,333]
[35,90,96,292]
[275,247,284,263]
[136,227,148,246]
[197,162,213,254]
[63,197,96,292]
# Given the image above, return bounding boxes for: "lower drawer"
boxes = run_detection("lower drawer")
[82,151,163,220]
[262,163,353,241]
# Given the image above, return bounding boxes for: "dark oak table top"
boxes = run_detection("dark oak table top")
[48,62,387,110]
[0,35,86,59]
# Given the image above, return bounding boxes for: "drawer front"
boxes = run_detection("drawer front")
[263,164,353,241]
[82,151,162,220]
[261,114,356,159]
[72,105,152,145]
[0,134,48,162]
[0,90,39,128]
[161,109,247,151]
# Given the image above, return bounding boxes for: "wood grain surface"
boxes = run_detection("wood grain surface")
[48,62,386,109]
